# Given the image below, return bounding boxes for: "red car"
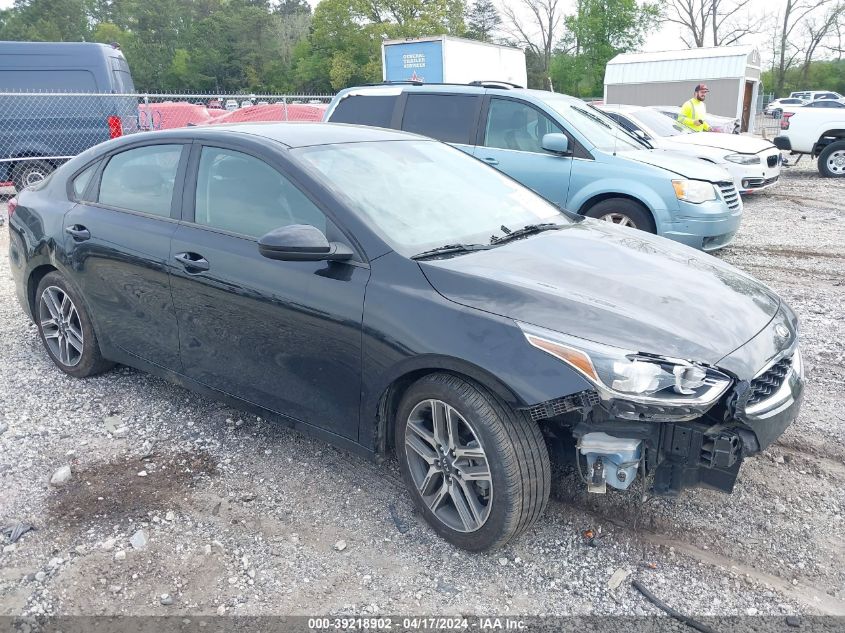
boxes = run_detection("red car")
[206,103,327,125]
[137,102,213,130]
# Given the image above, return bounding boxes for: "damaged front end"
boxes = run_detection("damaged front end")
[518,313,804,497]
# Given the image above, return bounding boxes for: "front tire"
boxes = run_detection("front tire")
[818,140,845,178]
[12,160,54,191]
[584,198,656,233]
[35,272,113,378]
[395,373,550,551]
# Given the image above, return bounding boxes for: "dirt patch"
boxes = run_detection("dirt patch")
[48,451,216,525]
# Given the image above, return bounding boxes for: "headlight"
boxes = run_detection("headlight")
[518,322,732,411]
[672,179,717,203]
[724,153,760,165]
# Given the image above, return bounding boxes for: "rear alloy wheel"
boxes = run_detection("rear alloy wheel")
[39,285,84,368]
[35,272,113,378]
[395,373,550,551]
[12,160,54,191]
[584,198,656,233]
[818,140,845,178]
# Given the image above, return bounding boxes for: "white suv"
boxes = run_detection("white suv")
[789,91,842,102]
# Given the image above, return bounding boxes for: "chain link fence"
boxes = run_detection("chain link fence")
[0,92,334,190]
[753,91,781,140]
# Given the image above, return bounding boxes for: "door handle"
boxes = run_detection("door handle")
[173,252,210,272]
[65,225,91,241]
[481,157,499,166]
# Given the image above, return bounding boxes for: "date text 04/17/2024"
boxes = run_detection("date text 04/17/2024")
[307,617,527,630]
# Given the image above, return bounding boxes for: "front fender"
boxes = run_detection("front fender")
[358,252,593,450]
[568,162,678,229]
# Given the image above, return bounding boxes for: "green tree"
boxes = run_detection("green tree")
[552,0,660,97]
[0,0,90,41]
[465,0,501,42]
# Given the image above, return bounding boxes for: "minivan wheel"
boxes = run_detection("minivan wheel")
[35,272,113,378]
[585,198,656,233]
[394,373,550,551]
[12,160,54,191]
[818,140,845,178]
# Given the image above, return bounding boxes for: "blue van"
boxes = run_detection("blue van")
[0,41,137,190]
[325,84,743,251]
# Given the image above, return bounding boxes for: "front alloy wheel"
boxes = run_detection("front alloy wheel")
[584,198,655,233]
[404,399,493,533]
[599,213,636,228]
[395,373,550,551]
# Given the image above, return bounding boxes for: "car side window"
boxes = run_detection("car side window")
[194,147,326,239]
[98,144,183,217]
[71,162,99,200]
[401,94,479,144]
[331,95,397,127]
[484,98,564,154]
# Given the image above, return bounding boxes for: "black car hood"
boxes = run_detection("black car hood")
[419,222,780,366]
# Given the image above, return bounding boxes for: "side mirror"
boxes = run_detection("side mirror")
[634,129,650,140]
[542,133,570,155]
[258,224,353,262]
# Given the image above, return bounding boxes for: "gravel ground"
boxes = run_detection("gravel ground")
[0,161,843,622]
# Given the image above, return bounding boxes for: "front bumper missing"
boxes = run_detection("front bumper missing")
[540,348,804,497]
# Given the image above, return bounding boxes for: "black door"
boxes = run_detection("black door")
[63,142,187,370]
[169,143,369,440]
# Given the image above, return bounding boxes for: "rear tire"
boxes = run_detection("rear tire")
[12,160,54,191]
[818,140,845,178]
[584,198,656,233]
[35,272,113,378]
[394,373,550,551]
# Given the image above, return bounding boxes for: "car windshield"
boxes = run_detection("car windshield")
[628,108,691,137]
[540,96,641,152]
[294,140,570,257]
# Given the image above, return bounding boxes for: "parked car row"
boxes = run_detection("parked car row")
[7,120,804,551]
[599,104,781,193]
[765,92,845,118]
[325,83,771,251]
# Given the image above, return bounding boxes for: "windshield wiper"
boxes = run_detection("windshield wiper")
[631,132,654,149]
[490,223,563,245]
[411,243,492,260]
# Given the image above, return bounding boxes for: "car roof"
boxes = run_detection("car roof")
[114,122,423,148]
[335,83,583,106]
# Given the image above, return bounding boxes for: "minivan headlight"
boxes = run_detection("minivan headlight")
[518,322,732,408]
[672,179,717,203]
[724,153,760,165]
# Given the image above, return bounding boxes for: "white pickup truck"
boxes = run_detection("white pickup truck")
[774,108,845,177]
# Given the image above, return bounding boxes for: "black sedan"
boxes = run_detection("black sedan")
[8,123,803,551]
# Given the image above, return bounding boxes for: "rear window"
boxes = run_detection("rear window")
[0,69,97,91]
[330,95,397,127]
[401,94,479,144]
[110,56,135,92]
[72,162,99,200]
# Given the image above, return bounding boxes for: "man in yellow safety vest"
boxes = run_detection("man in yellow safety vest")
[678,84,711,132]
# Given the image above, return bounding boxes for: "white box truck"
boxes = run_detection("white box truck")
[381,36,527,87]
